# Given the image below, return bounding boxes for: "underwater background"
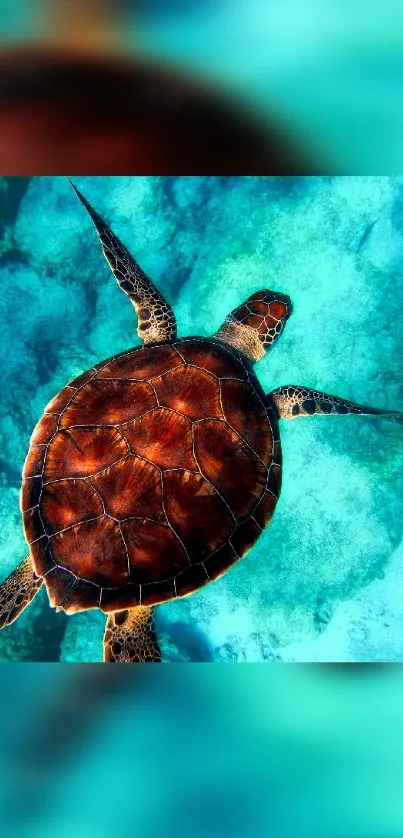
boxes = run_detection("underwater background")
[2,664,403,838]
[0,174,402,662]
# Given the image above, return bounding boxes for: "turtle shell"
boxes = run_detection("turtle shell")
[21,338,281,614]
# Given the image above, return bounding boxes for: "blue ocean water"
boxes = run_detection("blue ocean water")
[0,175,402,662]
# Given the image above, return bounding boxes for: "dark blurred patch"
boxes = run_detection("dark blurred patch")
[3,667,135,823]
[0,176,30,258]
[3,664,215,825]
[139,0,215,10]
[0,246,29,266]
[3,668,130,816]
[31,334,63,386]
[0,587,67,662]
[0,458,23,487]
[157,614,214,661]
[0,177,30,225]
[313,597,332,632]
[31,597,68,661]
[0,46,313,175]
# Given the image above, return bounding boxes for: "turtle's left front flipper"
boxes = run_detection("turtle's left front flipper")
[270,385,403,423]
[103,606,162,663]
[0,557,43,629]
[68,179,177,345]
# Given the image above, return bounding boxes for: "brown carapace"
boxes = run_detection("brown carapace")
[1,181,402,663]
[22,338,280,616]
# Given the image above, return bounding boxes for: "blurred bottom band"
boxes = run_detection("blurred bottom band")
[0,664,401,838]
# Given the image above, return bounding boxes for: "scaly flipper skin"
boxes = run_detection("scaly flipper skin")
[0,557,43,629]
[215,290,292,362]
[68,179,177,344]
[103,606,161,663]
[270,385,403,423]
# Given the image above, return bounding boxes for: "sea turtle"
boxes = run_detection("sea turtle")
[0,181,402,663]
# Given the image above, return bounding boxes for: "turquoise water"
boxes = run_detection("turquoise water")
[0,175,402,662]
[2,665,403,837]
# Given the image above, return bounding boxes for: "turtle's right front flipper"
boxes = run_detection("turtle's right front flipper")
[270,385,403,423]
[0,557,43,629]
[68,179,177,345]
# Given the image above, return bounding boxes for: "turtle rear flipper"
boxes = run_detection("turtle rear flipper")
[270,385,403,423]
[103,606,161,663]
[0,558,43,629]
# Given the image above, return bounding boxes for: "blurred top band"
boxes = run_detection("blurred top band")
[0,46,313,175]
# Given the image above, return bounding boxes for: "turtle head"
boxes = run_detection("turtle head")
[214,289,292,363]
